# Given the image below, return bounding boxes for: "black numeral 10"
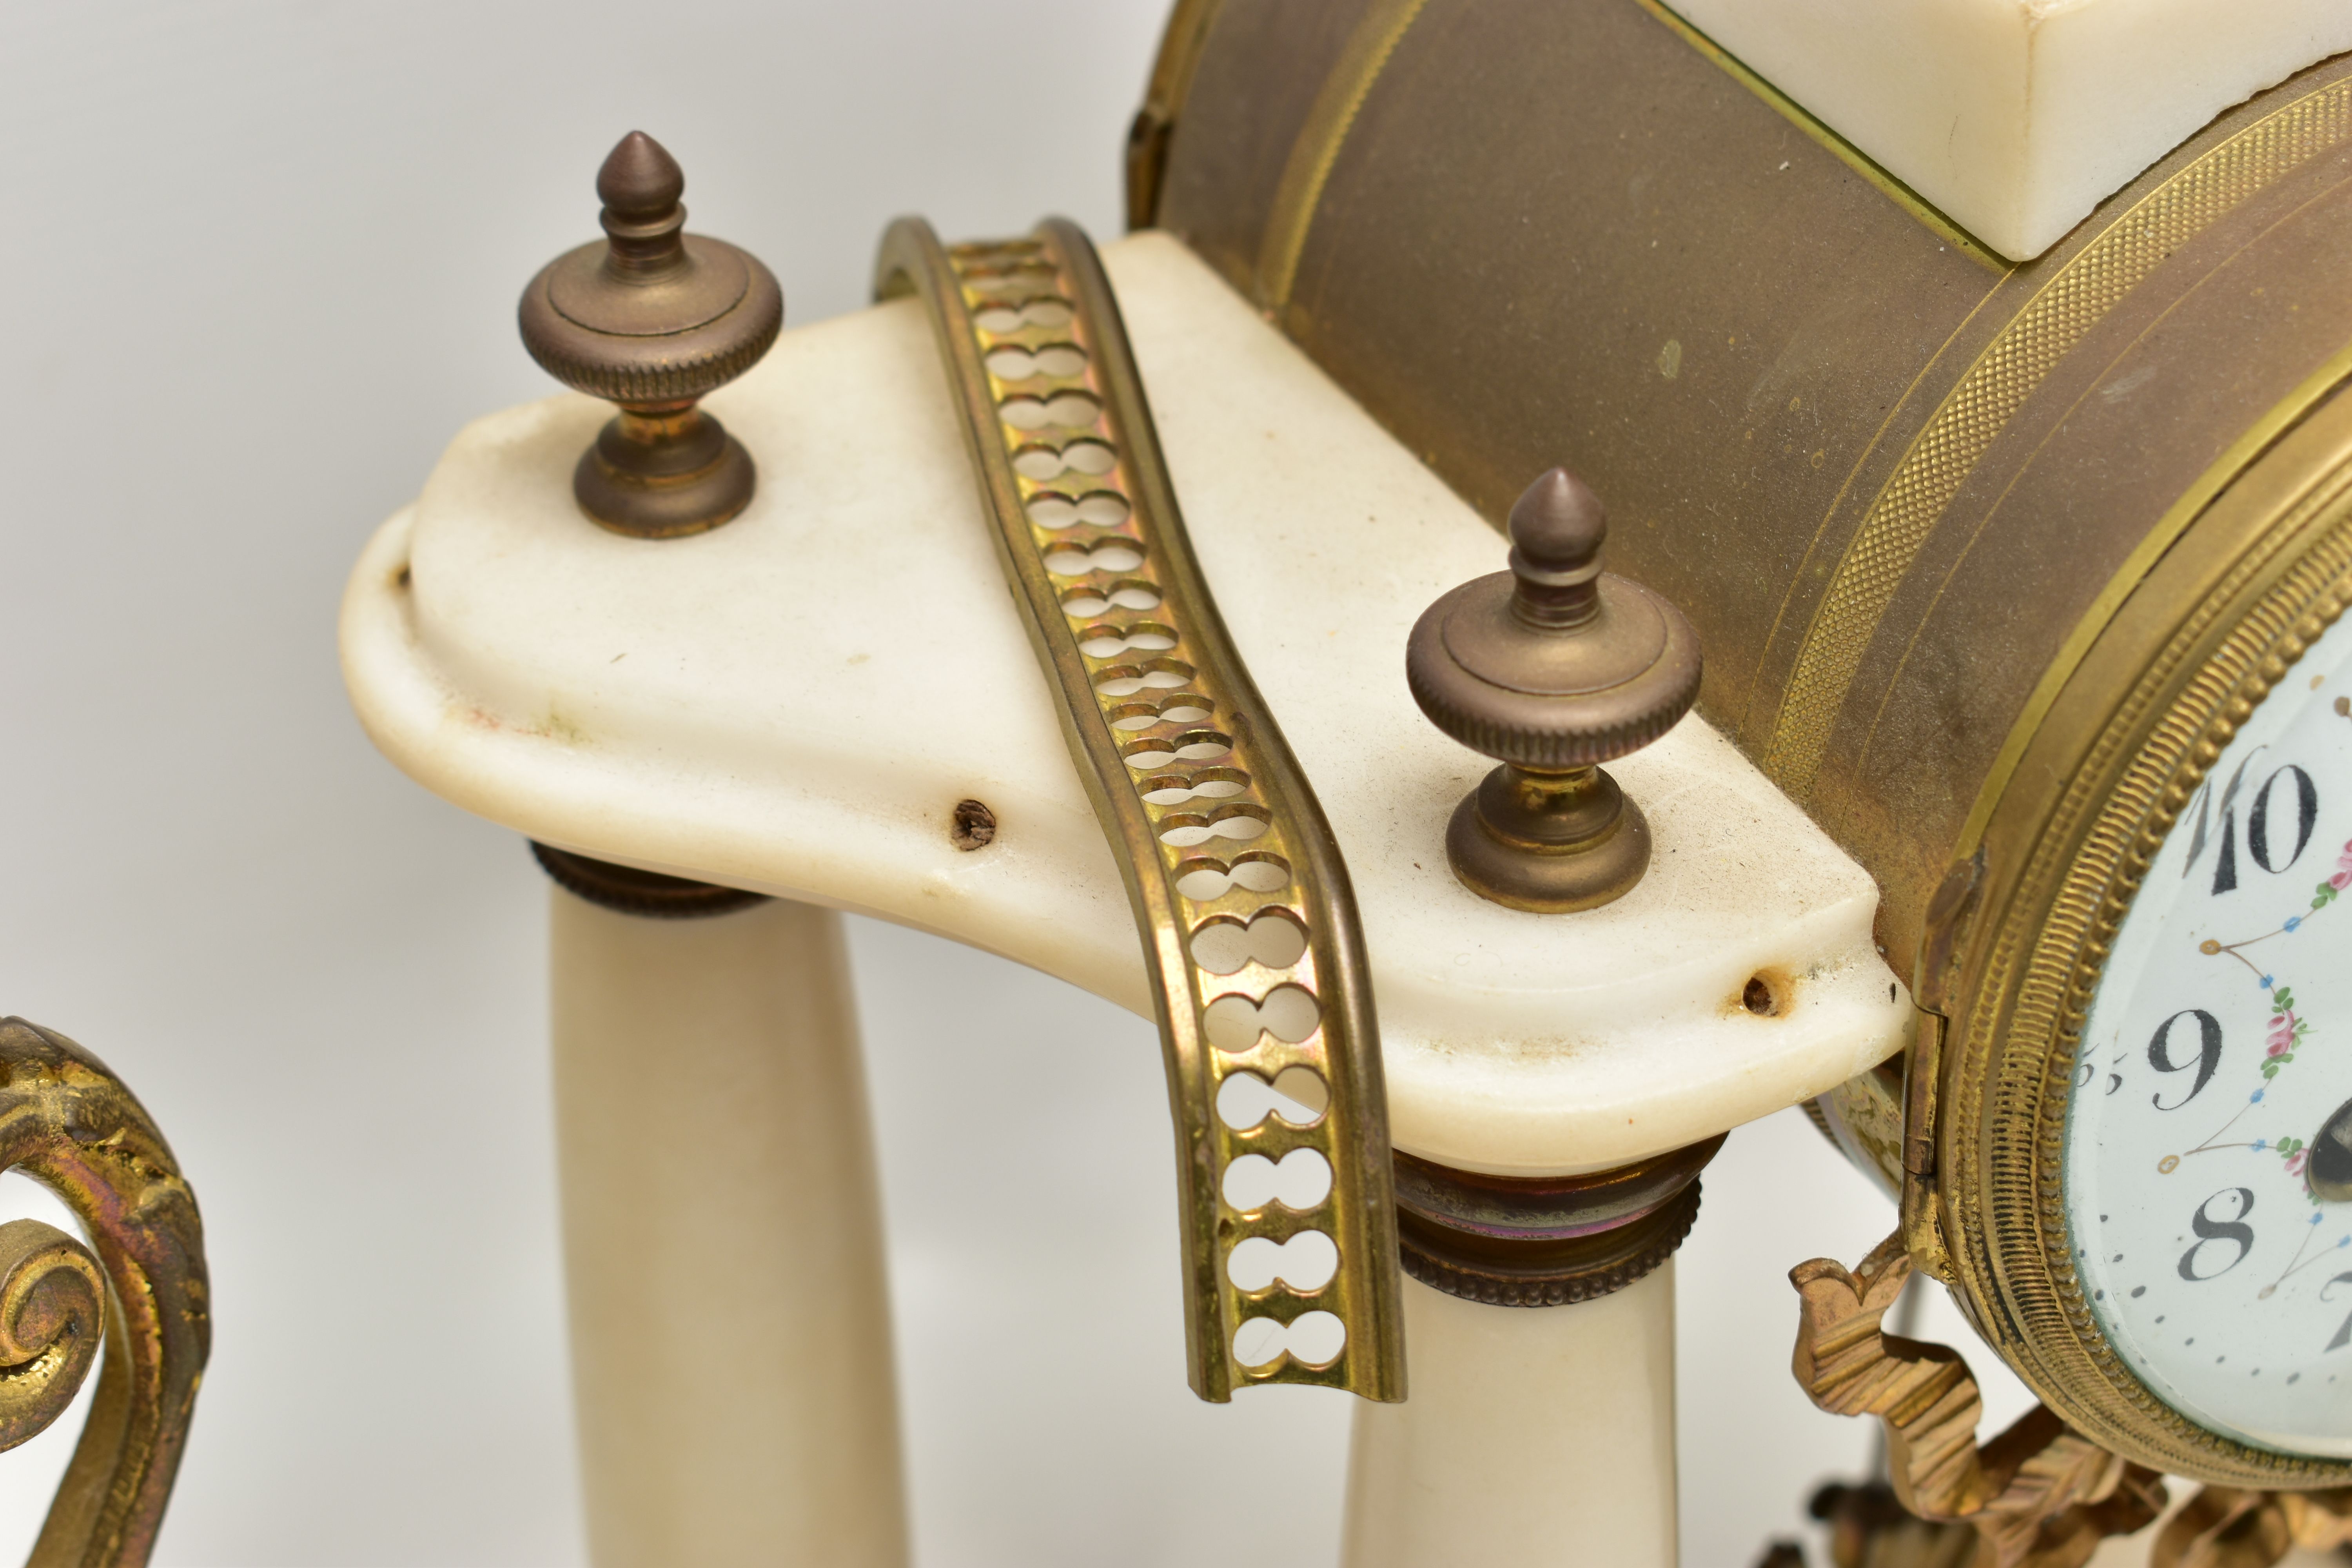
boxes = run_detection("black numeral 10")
[2183,757,2319,895]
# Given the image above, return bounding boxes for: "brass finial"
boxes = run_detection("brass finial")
[518,132,783,538]
[1406,467,1701,911]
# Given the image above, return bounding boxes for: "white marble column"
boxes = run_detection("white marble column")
[549,887,907,1568]
[1341,1266,1679,1567]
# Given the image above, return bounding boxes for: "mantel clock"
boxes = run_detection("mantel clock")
[303,0,2352,1561]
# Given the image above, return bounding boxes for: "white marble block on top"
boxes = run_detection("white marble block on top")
[1671,0,2352,260]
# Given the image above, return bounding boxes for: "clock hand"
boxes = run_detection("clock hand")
[2250,1102,2352,1298]
[2307,1097,2352,1202]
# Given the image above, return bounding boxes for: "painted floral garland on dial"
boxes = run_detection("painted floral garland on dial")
[2175,834,2352,1181]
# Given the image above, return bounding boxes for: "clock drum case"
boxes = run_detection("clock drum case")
[1136,0,2352,1483]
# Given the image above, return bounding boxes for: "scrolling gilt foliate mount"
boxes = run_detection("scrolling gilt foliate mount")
[1790,1234,2352,1568]
[873,217,1405,1402]
[1793,1232,2166,1568]
[0,1018,208,1568]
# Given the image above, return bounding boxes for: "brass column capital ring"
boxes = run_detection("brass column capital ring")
[1395,1135,1723,1307]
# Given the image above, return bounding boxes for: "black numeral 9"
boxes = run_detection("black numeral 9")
[2147,1009,2222,1111]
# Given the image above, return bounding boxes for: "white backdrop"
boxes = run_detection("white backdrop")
[0,4,2034,1564]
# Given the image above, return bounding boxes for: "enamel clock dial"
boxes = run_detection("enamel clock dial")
[2067,613,2352,1457]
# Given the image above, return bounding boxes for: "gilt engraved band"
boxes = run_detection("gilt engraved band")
[1765,76,2352,797]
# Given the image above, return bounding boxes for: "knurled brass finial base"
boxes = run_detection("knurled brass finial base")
[1446,761,1652,914]
[1406,467,1701,913]
[573,403,756,541]
[517,131,783,539]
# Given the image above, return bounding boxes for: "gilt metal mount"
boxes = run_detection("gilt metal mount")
[0,1017,208,1568]
[874,216,1405,1403]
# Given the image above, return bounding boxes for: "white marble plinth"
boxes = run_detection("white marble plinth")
[341,232,1907,1175]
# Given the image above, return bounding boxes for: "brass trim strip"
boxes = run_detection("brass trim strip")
[1953,335,2352,859]
[874,217,1406,1403]
[1631,0,2007,271]
[1254,0,1431,316]
[1763,77,2352,796]
[1125,0,1226,232]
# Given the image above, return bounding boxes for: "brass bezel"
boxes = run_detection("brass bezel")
[1938,390,2352,1485]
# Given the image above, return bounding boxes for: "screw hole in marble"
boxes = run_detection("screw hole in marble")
[950,799,996,852]
[1742,974,1780,1016]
